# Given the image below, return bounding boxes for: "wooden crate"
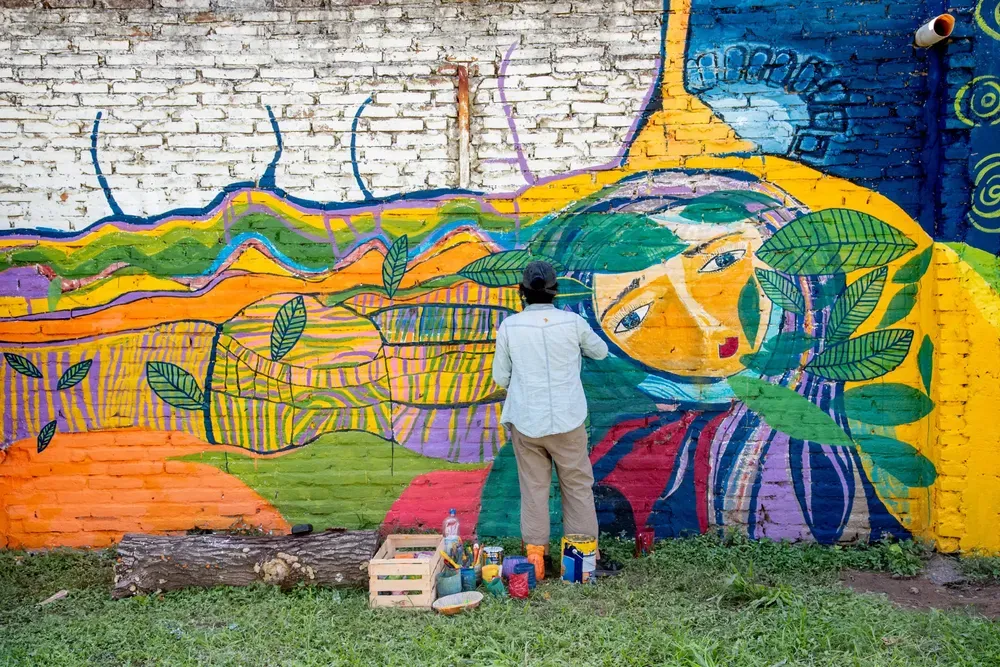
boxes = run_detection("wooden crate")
[368,534,444,609]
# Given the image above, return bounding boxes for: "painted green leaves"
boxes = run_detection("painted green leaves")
[755,269,804,315]
[56,360,93,390]
[918,336,933,393]
[740,333,815,376]
[146,361,205,410]
[877,284,917,329]
[459,250,534,287]
[756,209,916,275]
[827,267,886,342]
[892,246,932,284]
[4,353,43,379]
[728,376,854,447]
[806,329,913,381]
[843,383,934,426]
[738,277,761,346]
[270,295,307,362]
[382,235,409,298]
[37,420,57,454]
[855,435,936,487]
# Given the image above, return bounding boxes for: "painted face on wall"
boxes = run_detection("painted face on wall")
[593,218,766,377]
[532,171,804,379]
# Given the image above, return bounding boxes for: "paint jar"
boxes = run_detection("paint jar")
[635,528,655,557]
[482,564,500,582]
[513,562,536,590]
[460,567,476,592]
[561,534,597,584]
[502,555,528,579]
[436,570,461,598]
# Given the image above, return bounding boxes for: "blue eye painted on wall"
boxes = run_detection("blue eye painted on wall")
[613,303,651,334]
[699,249,746,273]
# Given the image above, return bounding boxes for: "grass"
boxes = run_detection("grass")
[1,535,998,666]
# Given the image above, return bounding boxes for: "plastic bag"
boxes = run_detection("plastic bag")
[508,572,530,599]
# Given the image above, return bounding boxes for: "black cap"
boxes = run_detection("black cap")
[521,260,558,295]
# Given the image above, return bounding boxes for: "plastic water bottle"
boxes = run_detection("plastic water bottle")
[442,508,460,554]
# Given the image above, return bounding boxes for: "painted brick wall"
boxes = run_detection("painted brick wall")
[2,0,1000,555]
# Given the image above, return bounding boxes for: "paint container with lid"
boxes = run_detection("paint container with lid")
[561,534,597,584]
[483,546,504,568]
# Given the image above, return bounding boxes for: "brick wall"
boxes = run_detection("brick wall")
[3,0,1000,554]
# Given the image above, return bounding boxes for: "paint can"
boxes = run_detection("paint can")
[560,534,597,584]
[483,546,504,568]
[635,528,655,557]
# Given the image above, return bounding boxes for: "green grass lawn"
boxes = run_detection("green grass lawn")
[1,536,998,666]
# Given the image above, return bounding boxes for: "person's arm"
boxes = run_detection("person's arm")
[492,322,512,388]
[577,316,609,360]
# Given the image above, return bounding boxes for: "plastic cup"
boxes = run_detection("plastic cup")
[460,567,476,592]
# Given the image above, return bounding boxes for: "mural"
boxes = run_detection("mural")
[2,0,1000,553]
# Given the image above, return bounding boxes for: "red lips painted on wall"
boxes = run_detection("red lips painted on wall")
[718,336,739,359]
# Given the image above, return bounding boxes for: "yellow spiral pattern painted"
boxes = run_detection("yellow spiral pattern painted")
[955,76,1000,127]
[977,0,1000,41]
[970,154,1000,232]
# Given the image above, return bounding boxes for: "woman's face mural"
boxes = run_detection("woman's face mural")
[593,218,765,377]
[540,171,801,379]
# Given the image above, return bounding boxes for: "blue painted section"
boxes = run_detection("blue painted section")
[258,105,282,190]
[89,112,125,218]
[351,95,375,200]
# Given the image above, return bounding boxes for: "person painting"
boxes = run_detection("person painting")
[491,261,609,580]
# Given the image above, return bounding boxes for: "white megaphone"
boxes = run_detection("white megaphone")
[914,14,955,48]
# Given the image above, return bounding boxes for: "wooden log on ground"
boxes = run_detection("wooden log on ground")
[112,529,378,599]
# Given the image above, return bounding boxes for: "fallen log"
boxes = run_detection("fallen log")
[112,529,378,599]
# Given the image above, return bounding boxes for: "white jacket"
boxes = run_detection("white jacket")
[492,303,609,438]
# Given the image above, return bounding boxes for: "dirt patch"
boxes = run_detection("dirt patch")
[841,570,1000,618]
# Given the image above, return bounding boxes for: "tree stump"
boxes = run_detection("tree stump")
[112,530,378,599]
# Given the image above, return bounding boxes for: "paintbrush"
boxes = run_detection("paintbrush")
[439,550,460,569]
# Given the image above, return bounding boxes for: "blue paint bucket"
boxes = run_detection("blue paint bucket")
[513,562,537,590]
[460,567,476,592]
[437,570,461,598]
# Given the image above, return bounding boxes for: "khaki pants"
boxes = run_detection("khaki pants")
[510,423,599,546]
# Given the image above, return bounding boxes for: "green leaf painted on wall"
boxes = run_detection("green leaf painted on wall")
[270,295,307,362]
[459,250,534,287]
[843,383,934,426]
[37,420,57,454]
[728,375,853,447]
[756,209,917,275]
[892,246,932,284]
[4,353,43,379]
[755,269,804,315]
[877,284,917,329]
[827,266,887,342]
[382,235,409,298]
[146,361,205,411]
[738,276,761,346]
[806,329,913,382]
[918,335,933,394]
[855,434,937,487]
[740,333,815,376]
[56,359,93,391]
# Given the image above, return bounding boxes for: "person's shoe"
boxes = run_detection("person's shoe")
[526,544,546,581]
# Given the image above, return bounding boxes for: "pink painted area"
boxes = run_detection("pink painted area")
[383,469,490,539]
